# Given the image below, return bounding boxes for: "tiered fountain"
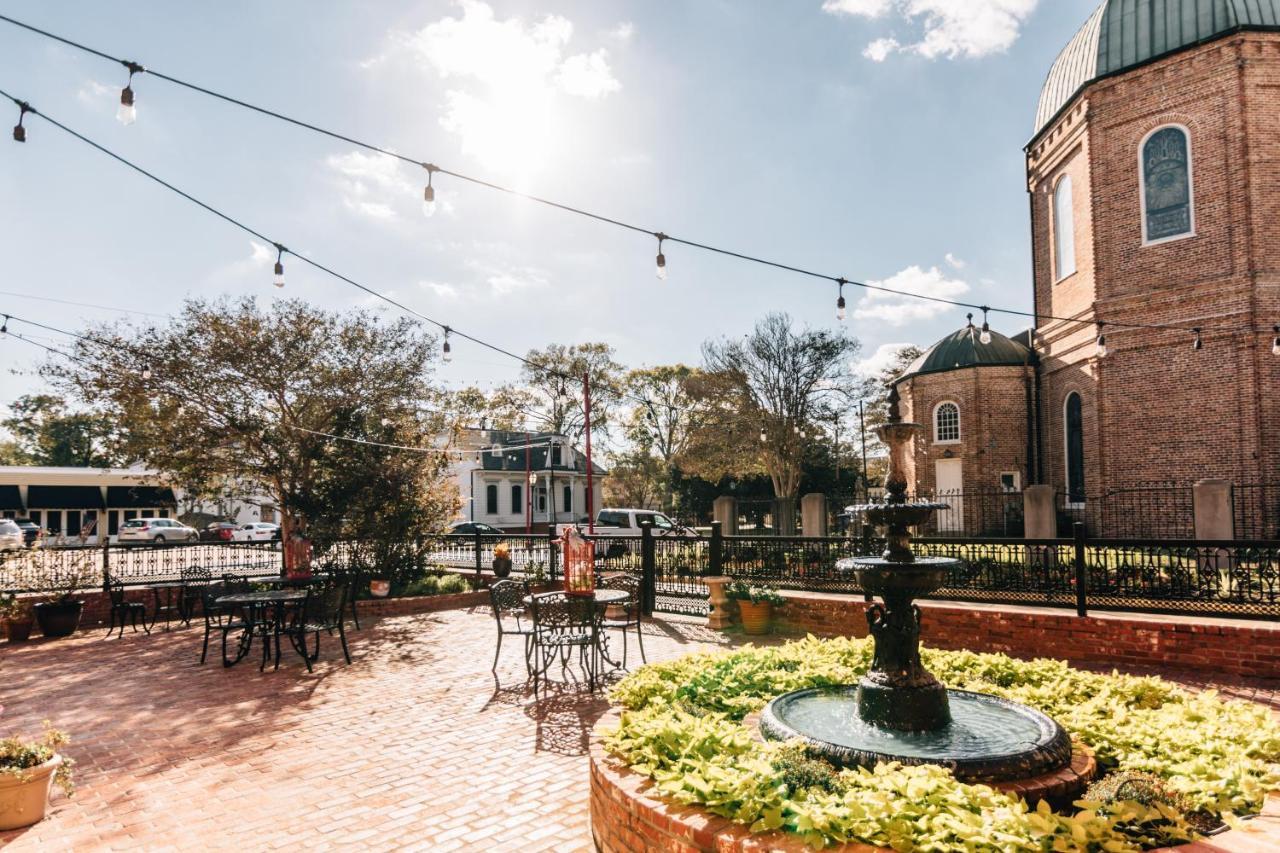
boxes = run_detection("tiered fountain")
[759,389,1075,785]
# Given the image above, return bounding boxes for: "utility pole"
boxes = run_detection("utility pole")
[584,371,594,534]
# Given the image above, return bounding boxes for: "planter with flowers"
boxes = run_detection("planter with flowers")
[32,556,98,639]
[0,710,74,831]
[725,581,786,635]
[0,594,34,643]
[491,542,513,578]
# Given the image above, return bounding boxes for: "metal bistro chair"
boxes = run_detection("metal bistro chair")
[530,592,599,695]
[178,567,212,626]
[278,580,351,672]
[105,577,150,639]
[199,581,248,665]
[597,573,647,668]
[488,579,534,675]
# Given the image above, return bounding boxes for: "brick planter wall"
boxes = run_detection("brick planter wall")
[774,591,1280,682]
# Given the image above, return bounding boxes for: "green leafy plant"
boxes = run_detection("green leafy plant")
[604,636,1280,850]
[724,581,785,606]
[436,573,469,595]
[400,575,440,598]
[30,552,99,605]
[1084,770,1221,836]
[0,711,74,797]
[0,593,33,622]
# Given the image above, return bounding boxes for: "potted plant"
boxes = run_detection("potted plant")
[726,581,786,635]
[31,554,99,639]
[0,710,74,830]
[0,595,34,643]
[492,542,513,578]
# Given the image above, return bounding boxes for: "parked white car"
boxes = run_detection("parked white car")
[117,518,198,545]
[233,523,281,542]
[0,519,24,552]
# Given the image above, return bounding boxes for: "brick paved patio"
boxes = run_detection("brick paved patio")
[1,603,1277,852]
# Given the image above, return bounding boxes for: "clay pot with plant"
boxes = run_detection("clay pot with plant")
[725,581,786,635]
[492,542,513,578]
[0,594,34,643]
[0,708,75,831]
[31,555,98,639]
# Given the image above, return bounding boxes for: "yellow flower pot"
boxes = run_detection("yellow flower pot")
[737,600,773,635]
[0,754,61,830]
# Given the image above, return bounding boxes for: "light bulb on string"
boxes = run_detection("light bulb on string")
[0,315,8,334]
[759,429,767,443]
[422,163,437,218]
[12,101,29,143]
[273,243,286,288]
[836,279,847,322]
[655,233,667,281]
[1095,322,1107,359]
[117,61,143,126]
[442,326,453,363]
[1273,326,1280,357]
[141,364,152,380]
[979,307,993,345]
[1192,328,1203,351]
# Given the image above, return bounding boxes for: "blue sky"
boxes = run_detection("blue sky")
[0,0,1100,414]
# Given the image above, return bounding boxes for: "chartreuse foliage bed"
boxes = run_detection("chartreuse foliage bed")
[603,636,1280,851]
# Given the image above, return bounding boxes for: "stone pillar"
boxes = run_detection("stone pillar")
[1193,479,1234,540]
[704,576,733,630]
[1023,485,1058,539]
[800,493,827,538]
[712,496,738,535]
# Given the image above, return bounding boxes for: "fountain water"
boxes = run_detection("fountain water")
[759,388,1073,784]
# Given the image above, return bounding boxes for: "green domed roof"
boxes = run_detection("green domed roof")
[1035,0,1280,137]
[894,325,1033,385]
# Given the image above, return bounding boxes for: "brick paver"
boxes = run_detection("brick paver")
[1,605,1276,851]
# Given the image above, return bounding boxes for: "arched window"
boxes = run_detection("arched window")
[1053,174,1076,280]
[933,402,960,444]
[1141,125,1194,244]
[485,484,498,515]
[1064,393,1086,503]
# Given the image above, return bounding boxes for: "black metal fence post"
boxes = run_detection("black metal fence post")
[1073,521,1088,617]
[640,521,655,616]
[709,521,723,576]
[474,530,484,578]
[547,528,558,583]
[102,539,111,588]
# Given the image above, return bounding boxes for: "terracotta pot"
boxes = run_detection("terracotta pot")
[0,754,61,831]
[369,579,391,598]
[492,557,512,578]
[737,600,773,635]
[4,618,33,642]
[33,601,83,638]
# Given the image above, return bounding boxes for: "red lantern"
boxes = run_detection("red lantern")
[561,527,595,597]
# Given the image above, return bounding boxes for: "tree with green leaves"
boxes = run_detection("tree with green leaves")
[1,394,121,467]
[618,365,705,513]
[493,342,623,447]
[44,297,455,554]
[684,314,863,526]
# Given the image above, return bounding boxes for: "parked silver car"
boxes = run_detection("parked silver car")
[0,519,24,552]
[117,518,198,545]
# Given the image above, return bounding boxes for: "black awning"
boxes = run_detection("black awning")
[106,486,177,509]
[0,485,22,511]
[26,485,106,510]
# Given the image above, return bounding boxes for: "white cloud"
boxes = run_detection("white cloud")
[863,37,900,62]
[608,22,635,43]
[423,282,460,300]
[825,0,1039,60]
[855,342,916,378]
[945,252,967,269]
[390,1,621,176]
[854,264,969,325]
[324,150,456,221]
[76,79,114,106]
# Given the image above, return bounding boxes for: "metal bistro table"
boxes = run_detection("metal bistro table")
[140,581,188,632]
[523,588,631,672]
[214,589,307,670]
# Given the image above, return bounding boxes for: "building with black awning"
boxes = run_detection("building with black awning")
[0,467,179,542]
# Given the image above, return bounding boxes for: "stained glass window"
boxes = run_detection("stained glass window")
[1142,126,1193,242]
[1053,175,1076,279]
[934,402,960,443]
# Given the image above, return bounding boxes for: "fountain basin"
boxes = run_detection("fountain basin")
[759,686,1073,784]
[843,555,954,598]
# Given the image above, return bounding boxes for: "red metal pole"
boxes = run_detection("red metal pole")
[584,371,594,534]
[525,430,532,534]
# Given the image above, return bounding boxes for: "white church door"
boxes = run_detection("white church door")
[935,459,964,533]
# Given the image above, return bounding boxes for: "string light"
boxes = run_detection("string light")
[442,326,452,363]
[965,313,975,339]
[979,307,993,345]
[759,429,767,443]
[836,279,846,322]
[1273,326,1280,356]
[11,100,28,142]
[141,364,152,380]
[655,233,667,281]
[0,315,7,334]
[272,243,286,288]
[422,163,437,218]
[1095,322,1107,359]
[117,60,142,126]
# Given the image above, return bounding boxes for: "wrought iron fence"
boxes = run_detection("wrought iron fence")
[914,489,1025,538]
[1234,483,1280,541]
[1055,484,1195,539]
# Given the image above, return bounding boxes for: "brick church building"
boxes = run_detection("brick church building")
[894,0,1280,528]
